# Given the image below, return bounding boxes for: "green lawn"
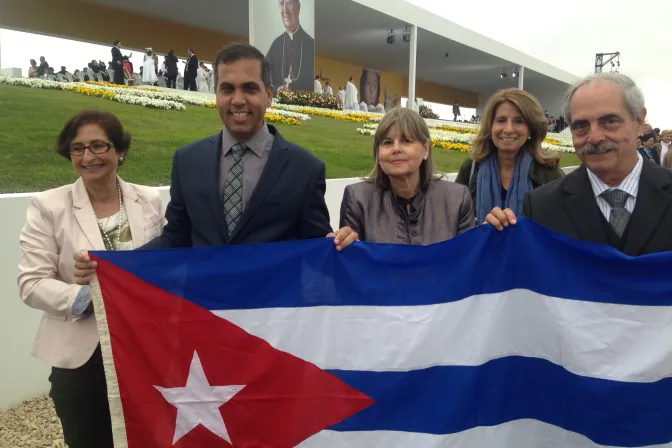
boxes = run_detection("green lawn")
[0,84,580,193]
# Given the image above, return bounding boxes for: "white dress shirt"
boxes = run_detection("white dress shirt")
[586,154,643,221]
[660,142,670,165]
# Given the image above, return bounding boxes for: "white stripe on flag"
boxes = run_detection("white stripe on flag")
[214,288,672,382]
[298,420,670,448]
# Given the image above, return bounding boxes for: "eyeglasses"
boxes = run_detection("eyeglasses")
[69,140,114,156]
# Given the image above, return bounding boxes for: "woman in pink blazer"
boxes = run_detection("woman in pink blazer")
[17,110,164,448]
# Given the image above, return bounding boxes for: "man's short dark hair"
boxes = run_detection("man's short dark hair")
[114,40,120,46]
[213,42,272,89]
[642,132,656,142]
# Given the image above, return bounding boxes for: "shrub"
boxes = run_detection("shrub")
[276,89,342,110]
[419,104,439,119]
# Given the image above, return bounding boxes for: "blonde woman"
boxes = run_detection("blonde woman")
[455,88,564,224]
[331,108,475,249]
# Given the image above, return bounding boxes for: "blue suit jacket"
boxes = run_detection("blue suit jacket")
[143,125,331,248]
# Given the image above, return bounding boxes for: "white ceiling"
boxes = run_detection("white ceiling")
[83,0,570,96]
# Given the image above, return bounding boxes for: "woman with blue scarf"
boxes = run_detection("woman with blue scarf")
[456,88,564,224]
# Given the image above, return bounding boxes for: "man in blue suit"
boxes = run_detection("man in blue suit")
[143,42,331,248]
[74,43,339,281]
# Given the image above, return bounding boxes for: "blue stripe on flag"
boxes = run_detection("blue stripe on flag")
[92,218,672,308]
[327,356,672,447]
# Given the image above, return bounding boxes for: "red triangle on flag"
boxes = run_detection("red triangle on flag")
[94,258,375,447]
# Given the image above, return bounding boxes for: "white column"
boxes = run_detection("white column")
[407,25,418,110]
[518,66,525,90]
[248,1,256,47]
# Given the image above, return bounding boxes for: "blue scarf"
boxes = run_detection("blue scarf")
[476,150,534,224]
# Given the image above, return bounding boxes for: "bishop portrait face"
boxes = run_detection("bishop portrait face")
[279,0,301,34]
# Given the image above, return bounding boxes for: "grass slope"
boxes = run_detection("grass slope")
[0,84,580,193]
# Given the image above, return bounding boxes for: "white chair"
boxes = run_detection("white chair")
[133,73,142,85]
[95,72,104,82]
[360,102,368,112]
[107,69,115,81]
[55,73,67,83]
[158,75,167,88]
[375,104,385,114]
[176,76,184,90]
[367,105,375,112]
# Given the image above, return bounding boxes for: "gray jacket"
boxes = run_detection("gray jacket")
[339,180,475,245]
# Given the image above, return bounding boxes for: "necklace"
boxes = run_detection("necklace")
[282,33,303,87]
[92,182,125,251]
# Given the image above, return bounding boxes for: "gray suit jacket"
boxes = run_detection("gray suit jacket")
[340,180,475,245]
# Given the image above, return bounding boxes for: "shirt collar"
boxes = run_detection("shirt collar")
[221,123,271,158]
[287,24,301,40]
[586,153,643,199]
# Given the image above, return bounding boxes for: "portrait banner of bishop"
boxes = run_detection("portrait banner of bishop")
[251,0,316,93]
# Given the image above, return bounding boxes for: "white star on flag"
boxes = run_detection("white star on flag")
[154,351,245,445]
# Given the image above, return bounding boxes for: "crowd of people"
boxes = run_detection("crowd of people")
[15,41,672,447]
[26,41,216,93]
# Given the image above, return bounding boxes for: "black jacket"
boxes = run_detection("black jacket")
[523,163,672,256]
[165,54,178,77]
[142,125,332,249]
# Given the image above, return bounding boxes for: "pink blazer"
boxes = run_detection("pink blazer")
[18,177,165,369]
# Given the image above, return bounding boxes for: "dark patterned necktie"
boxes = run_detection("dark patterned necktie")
[600,189,631,238]
[222,143,245,235]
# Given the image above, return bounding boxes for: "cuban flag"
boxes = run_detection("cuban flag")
[90,218,672,448]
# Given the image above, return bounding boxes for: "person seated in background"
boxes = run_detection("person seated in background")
[639,132,660,164]
[46,67,57,81]
[98,62,110,82]
[455,88,564,225]
[331,107,474,250]
[28,59,38,78]
[17,110,164,448]
[122,56,132,80]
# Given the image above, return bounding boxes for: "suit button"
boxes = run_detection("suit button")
[411,230,419,237]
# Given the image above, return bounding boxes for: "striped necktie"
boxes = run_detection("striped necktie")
[600,189,631,238]
[222,143,246,235]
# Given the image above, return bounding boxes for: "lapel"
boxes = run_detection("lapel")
[560,165,611,246]
[208,132,230,242]
[228,126,293,242]
[118,178,145,248]
[623,162,672,255]
[72,178,106,251]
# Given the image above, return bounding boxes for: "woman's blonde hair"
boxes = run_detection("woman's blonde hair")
[364,108,442,189]
[471,88,559,167]
[659,130,672,140]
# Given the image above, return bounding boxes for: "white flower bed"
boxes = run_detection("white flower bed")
[271,102,384,118]
[266,108,311,121]
[0,76,311,120]
[113,93,186,110]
